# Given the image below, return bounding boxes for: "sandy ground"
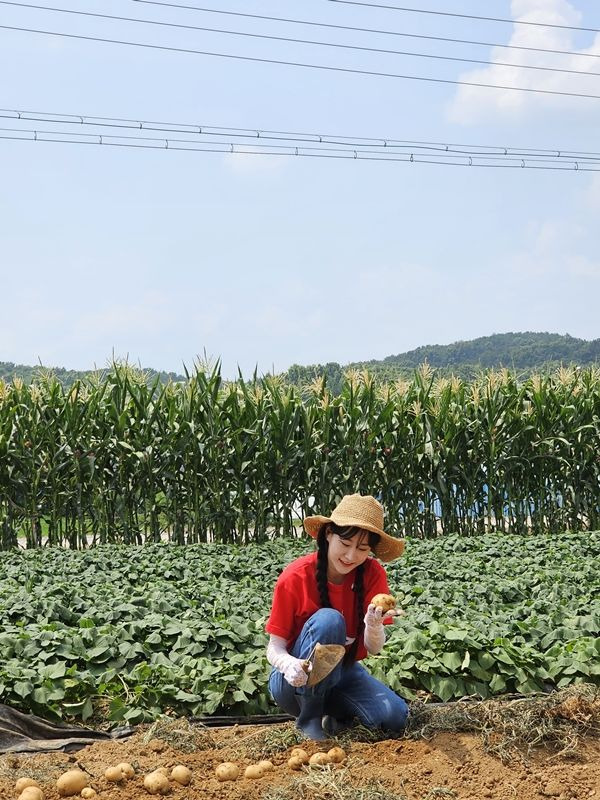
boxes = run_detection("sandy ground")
[0,721,598,800]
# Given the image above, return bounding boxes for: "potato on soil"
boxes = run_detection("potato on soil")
[104,766,125,783]
[370,593,396,612]
[18,788,44,800]
[309,752,331,766]
[290,748,309,763]
[287,756,306,771]
[15,778,41,792]
[117,762,135,779]
[57,770,89,797]
[257,760,274,772]
[244,764,264,780]
[143,771,170,795]
[171,765,192,785]
[81,790,97,799]
[215,762,239,782]
[327,746,346,763]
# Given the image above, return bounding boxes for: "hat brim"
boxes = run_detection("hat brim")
[303,514,405,563]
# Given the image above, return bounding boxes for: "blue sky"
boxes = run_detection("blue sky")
[1,0,599,378]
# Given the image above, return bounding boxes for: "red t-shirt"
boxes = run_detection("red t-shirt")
[265,552,392,661]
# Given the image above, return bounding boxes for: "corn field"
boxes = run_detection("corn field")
[0,364,599,549]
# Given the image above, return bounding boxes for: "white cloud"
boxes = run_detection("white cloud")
[506,217,600,281]
[566,253,600,278]
[586,173,600,209]
[447,0,600,123]
[225,150,286,175]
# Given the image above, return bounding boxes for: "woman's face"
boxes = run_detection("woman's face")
[326,528,372,584]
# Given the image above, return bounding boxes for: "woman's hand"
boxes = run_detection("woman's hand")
[266,635,309,687]
[364,603,393,627]
[280,654,309,687]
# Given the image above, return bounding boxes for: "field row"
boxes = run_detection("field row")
[0,532,598,723]
[3,365,600,547]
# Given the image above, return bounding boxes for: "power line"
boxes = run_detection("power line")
[327,0,600,34]
[130,0,600,61]
[9,123,598,165]
[2,129,597,171]
[1,1,598,79]
[4,107,600,161]
[3,24,600,100]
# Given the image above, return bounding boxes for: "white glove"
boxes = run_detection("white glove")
[364,603,387,628]
[363,603,391,656]
[279,654,309,687]
[266,635,308,687]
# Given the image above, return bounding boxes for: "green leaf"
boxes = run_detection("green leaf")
[478,652,495,670]
[13,681,33,698]
[440,651,462,671]
[445,629,469,642]
[429,676,457,702]
[174,690,202,703]
[44,662,67,680]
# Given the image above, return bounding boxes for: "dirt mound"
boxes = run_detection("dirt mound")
[0,719,598,800]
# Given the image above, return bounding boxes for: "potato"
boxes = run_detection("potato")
[290,748,309,763]
[15,779,41,793]
[287,756,306,771]
[244,764,264,780]
[81,790,97,799]
[117,762,135,779]
[215,762,239,782]
[104,766,125,783]
[18,788,44,800]
[327,746,346,763]
[257,760,274,772]
[143,771,170,795]
[308,752,330,766]
[370,593,396,612]
[171,765,192,785]
[57,770,89,797]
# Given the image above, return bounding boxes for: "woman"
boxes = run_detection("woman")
[266,493,409,740]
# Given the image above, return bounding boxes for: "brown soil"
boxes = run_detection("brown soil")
[0,722,598,800]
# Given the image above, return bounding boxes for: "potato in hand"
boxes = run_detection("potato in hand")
[370,593,396,613]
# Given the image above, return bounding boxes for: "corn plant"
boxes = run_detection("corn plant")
[1,363,599,548]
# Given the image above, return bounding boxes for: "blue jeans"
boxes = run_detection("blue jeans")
[268,608,409,732]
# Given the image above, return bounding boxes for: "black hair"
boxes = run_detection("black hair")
[316,522,381,665]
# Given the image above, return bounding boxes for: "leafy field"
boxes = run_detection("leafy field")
[0,533,598,724]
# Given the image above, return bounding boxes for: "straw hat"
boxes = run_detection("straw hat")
[303,493,405,563]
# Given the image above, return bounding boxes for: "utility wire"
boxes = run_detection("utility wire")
[130,0,600,61]
[1,1,598,79]
[2,129,597,171]
[4,108,600,161]
[3,24,600,100]
[327,0,600,34]
[9,123,599,166]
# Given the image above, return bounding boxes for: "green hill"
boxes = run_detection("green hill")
[284,332,600,393]
[379,332,600,370]
[2,332,599,391]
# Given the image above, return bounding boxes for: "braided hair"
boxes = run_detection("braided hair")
[316,523,381,665]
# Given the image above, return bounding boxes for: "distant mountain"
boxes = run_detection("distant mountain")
[284,332,600,393]
[378,332,600,370]
[3,333,599,391]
